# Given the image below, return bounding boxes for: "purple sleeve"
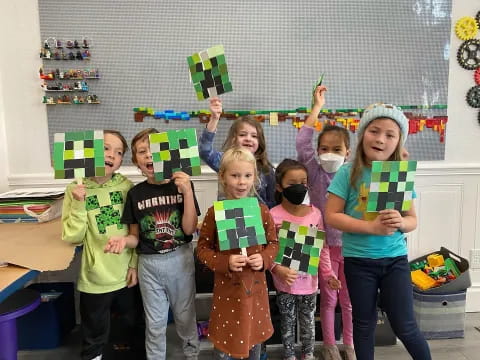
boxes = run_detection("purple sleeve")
[198,128,222,172]
[296,125,321,182]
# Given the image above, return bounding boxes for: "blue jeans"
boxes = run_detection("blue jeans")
[138,244,199,360]
[213,344,261,360]
[344,255,431,360]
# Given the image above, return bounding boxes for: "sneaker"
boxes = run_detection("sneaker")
[321,345,342,360]
[302,353,317,360]
[343,346,356,360]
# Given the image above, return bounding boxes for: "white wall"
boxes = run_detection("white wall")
[1,0,480,310]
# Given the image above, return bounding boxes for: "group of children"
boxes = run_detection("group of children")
[62,85,432,360]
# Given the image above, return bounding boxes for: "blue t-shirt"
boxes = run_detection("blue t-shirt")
[328,163,415,259]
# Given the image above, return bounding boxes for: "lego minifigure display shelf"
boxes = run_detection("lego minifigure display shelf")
[38,0,451,164]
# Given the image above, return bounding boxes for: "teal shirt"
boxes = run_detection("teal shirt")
[328,163,415,259]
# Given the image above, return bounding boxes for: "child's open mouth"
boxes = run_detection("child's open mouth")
[146,162,153,170]
[105,161,113,167]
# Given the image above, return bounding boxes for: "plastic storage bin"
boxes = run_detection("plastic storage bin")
[413,290,466,339]
[16,282,75,349]
[409,247,471,294]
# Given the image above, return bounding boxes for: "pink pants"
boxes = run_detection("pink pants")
[318,246,353,346]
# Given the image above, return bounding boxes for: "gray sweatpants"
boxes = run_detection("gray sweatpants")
[138,244,199,360]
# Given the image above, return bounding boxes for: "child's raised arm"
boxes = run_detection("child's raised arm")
[206,96,222,132]
[171,172,198,235]
[296,86,327,167]
[198,97,223,171]
[305,85,327,128]
[62,183,88,245]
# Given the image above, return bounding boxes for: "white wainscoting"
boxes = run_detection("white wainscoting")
[8,163,480,311]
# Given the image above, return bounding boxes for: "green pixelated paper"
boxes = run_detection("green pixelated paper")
[214,197,266,251]
[367,160,417,212]
[149,128,201,181]
[274,221,324,275]
[187,44,233,100]
[53,130,105,179]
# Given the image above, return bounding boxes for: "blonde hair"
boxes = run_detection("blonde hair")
[222,116,272,175]
[131,128,158,165]
[219,147,259,197]
[350,122,403,189]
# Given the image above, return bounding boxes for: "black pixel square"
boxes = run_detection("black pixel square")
[380,172,390,182]
[388,182,397,192]
[179,139,188,149]
[305,236,314,246]
[64,141,74,150]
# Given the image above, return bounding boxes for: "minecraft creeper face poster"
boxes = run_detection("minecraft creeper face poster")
[187,44,233,100]
[274,221,324,275]
[149,128,201,181]
[214,197,266,251]
[367,160,417,212]
[53,130,105,179]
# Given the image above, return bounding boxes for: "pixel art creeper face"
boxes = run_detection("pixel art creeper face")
[187,44,233,100]
[53,130,105,179]
[274,221,324,276]
[367,160,417,212]
[149,128,201,181]
[214,197,266,251]
[85,191,124,234]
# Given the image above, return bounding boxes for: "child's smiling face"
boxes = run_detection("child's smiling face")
[235,123,259,154]
[103,133,124,176]
[133,138,155,180]
[362,118,401,162]
[221,160,255,199]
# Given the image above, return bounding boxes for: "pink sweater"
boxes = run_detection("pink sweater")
[269,204,324,295]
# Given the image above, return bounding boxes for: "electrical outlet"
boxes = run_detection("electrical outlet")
[470,249,480,270]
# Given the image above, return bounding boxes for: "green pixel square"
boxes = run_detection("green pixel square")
[371,172,381,182]
[54,169,65,179]
[84,148,94,158]
[389,172,398,182]
[368,161,417,212]
[63,150,74,160]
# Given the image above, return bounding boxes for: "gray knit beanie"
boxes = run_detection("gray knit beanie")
[359,103,409,144]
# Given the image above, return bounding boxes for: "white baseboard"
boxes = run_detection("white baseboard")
[466,284,480,312]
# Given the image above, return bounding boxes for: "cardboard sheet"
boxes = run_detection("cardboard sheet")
[0,265,31,291]
[0,218,76,271]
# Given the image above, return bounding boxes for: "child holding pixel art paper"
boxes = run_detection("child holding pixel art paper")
[62,130,137,360]
[105,128,201,360]
[325,103,431,360]
[269,159,324,360]
[296,85,355,360]
[196,147,278,360]
[199,96,276,208]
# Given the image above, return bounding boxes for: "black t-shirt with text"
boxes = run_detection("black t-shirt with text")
[122,180,200,254]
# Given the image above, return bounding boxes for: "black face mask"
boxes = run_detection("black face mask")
[282,184,308,205]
